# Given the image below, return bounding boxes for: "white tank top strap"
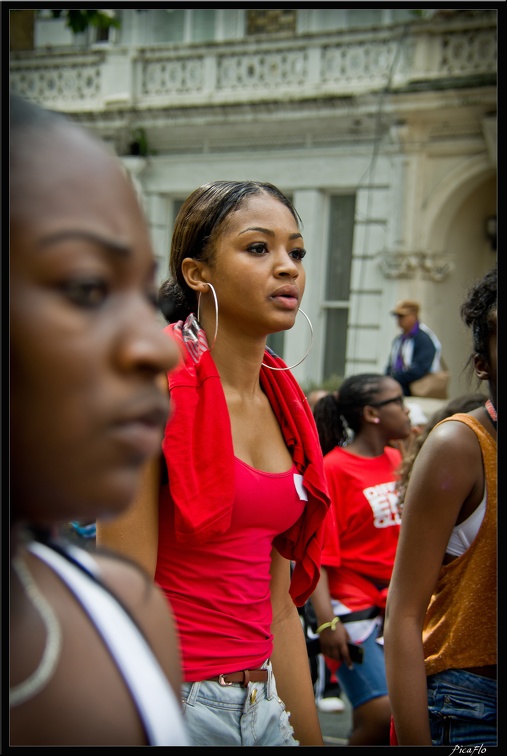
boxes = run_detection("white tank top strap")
[27,541,189,746]
[446,491,487,558]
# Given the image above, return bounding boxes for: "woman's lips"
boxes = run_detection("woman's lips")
[270,286,300,310]
[271,295,299,310]
[110,419,165,459]
[111,403,169,460]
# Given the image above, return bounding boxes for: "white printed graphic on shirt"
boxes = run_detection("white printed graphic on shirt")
[363,482,401,528]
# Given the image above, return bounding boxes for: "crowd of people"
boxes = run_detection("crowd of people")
[9,93,496,748]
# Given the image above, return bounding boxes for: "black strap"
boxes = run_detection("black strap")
[339,606,380,623]
[301,601,380,634]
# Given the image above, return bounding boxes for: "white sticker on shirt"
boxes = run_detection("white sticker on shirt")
[294,473,308,501]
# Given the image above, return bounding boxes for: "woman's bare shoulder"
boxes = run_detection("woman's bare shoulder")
[421,415,483,459]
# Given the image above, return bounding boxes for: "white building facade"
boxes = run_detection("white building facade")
[10,8,497,397]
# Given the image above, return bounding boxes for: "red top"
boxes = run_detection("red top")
[158,316,330,606]
[155,316,331,680]
[156,457,306,680]
[320,445,402,610]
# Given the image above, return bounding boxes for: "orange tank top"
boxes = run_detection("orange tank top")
[423,414,496,675]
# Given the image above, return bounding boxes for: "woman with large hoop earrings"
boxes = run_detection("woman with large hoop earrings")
[97,180,331,746]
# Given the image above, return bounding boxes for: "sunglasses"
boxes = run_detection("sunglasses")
[370,395,405,408]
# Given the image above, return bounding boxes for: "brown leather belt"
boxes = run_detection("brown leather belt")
[208,669,269,687]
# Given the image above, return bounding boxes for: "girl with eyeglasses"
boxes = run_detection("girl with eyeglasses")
[308,374,411,745]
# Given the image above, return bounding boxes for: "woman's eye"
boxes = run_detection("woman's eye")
[246,242,306,260]
[61,279,109,308]
[290,247,306,261]
[247,242,269,255]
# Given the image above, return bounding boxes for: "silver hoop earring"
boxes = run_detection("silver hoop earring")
[262,308,313,371]
[197,282,218,350]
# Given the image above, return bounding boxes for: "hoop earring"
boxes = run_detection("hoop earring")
[197,282,218,350]
[262,308,313,371]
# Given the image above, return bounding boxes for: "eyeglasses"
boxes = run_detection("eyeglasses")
[369,395,405,409]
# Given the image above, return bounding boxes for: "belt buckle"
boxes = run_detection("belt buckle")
[218,674,233,686]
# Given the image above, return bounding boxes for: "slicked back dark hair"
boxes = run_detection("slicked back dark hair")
[158,180,301,323]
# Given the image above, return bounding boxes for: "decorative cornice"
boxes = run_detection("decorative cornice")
[377,251,455,281]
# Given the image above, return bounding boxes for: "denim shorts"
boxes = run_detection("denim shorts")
[427,668,497,746]
[336,624,388,709]
[180,659,299,746]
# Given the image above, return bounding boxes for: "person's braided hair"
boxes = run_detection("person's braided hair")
[313,374,386,456]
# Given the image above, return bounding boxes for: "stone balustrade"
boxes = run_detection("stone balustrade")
[10,19,496,113]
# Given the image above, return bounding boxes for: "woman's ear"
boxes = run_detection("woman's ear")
[474,354,490,381]
[181,257,209,293]
[363,405,380,424]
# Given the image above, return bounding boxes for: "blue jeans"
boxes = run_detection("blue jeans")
[181,659,299,746]
[336,624,388,709]
[427,668,497,746]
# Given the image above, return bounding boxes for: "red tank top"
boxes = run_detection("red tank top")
[155,457,306,681]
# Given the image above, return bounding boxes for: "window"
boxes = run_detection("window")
[33,10,117,47]
[322,195,356,382]
[299,8,415,34]
[192,9,216,42]
[151,10,184,44]
[150,9,217,45]
[94,24,112,44]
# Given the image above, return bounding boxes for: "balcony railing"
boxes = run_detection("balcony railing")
[10,18,496,113]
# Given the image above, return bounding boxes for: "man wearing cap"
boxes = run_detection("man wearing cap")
[385,299,442,396]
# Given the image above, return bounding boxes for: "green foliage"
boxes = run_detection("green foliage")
[129,128,150,157]
[409,9,434,19]
[48,10,120,34]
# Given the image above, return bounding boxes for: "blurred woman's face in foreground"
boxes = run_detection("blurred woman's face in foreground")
[10,120,181,527]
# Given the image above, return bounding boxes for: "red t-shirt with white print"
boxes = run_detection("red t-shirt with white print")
[320,445,402,609]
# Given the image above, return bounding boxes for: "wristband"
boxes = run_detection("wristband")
[316,616,341,634]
